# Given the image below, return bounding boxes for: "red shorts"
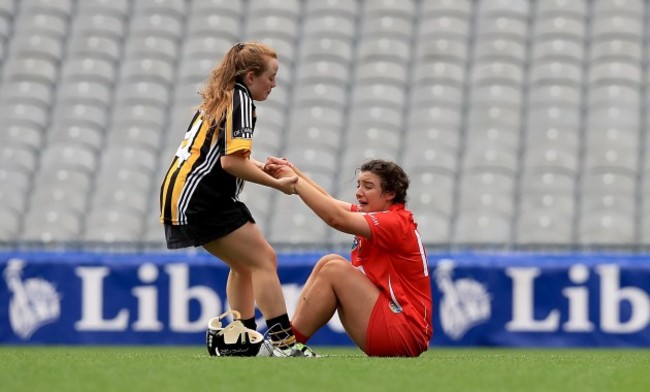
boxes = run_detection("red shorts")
[364,295,428,357]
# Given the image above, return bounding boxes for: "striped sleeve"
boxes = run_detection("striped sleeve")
[225,88,254,155]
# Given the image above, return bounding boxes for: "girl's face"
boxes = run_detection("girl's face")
[245,56,279,101]
[355,171,395,213]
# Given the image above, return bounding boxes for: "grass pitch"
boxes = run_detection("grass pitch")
[1,346,649,392]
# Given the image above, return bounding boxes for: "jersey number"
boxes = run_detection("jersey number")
[175,119,203,166]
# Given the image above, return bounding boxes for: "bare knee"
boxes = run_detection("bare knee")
[318,257,353,280]
[313,254,347,270]
[207,240,278,272]
[246,248,277,273]
[320,253,346,262]
[229,265,252,277]
[263,247,278,270]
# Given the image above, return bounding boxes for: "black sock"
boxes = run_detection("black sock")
[241,317,257,331]
[265,314,296,347]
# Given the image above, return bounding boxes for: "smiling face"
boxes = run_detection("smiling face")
[355,171,395,213]
[244,56,278,101]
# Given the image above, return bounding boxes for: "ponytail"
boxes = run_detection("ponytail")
[199,42,277,123]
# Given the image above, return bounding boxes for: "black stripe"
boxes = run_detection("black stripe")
[160,111,203,223]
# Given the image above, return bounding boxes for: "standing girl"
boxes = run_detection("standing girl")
[160,42,312,357]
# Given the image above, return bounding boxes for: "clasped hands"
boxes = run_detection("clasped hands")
[263,156,298,195]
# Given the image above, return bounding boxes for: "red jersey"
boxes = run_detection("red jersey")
[351,203,433,346]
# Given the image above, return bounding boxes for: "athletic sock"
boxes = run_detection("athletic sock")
[265,314,296,348]
[241,317,257,331]
[291,324,310,344]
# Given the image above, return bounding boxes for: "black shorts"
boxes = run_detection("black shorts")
[164,200,255,249]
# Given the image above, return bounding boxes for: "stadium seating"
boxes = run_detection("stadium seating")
[2,0,650,250]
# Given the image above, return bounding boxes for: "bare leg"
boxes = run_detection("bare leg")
[292,256,380,351]
[226,268,255,319]
[203,222,288,320]
[296,254,346,302]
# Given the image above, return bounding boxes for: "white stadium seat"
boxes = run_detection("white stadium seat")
[2,0,650,249]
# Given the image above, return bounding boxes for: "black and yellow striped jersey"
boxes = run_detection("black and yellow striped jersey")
[160,82,256,225]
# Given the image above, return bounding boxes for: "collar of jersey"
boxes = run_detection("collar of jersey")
[235,81,254,100]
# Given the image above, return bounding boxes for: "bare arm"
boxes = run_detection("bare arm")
[264,157,351,210]
[221,152,297,194]
[294,176,371,238]
[289,163,329,195]
[250,157,266,170]
[294,165,351,211]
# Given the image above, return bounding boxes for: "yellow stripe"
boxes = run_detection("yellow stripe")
[160,156,179,223]
[160,115,212,224]
[170,119,213,223]
[225,100,252,155]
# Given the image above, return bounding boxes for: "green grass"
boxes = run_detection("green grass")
[1,346,649,392]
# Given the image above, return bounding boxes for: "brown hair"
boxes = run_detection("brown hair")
[199,42,277,123]
[359,159,409,204]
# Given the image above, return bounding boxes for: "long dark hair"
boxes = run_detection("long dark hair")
[359,159,409,204]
